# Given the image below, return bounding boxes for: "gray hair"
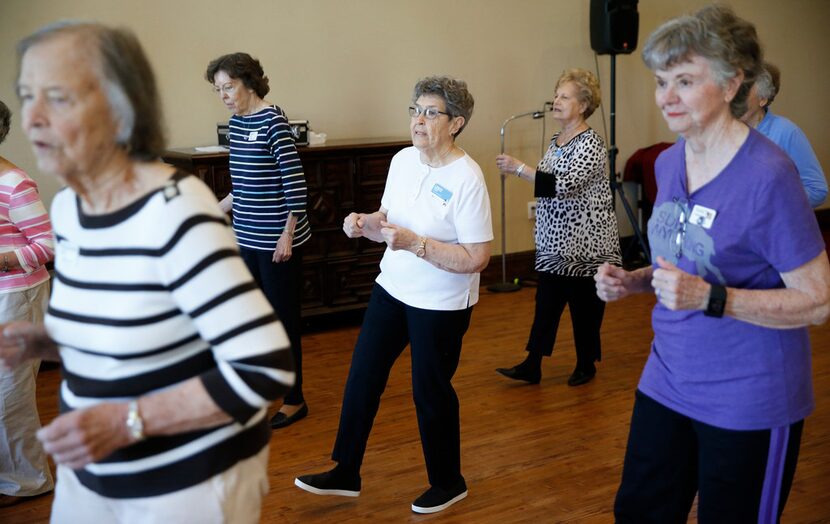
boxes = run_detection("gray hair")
[0,100,10,145]
[755,62,781,108]
[641,4,762,118]
[17,21,165,160]
[412,76,475,137]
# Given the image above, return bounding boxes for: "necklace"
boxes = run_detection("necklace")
[557,123,588,146]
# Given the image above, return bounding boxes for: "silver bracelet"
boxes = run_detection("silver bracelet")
[515,164,525,177]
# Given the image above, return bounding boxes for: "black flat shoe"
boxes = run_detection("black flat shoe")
[270,403,309,429]
[495,366,541,384]
[567,368,596,387]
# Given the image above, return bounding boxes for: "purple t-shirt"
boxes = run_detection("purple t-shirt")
[639,129,825,430]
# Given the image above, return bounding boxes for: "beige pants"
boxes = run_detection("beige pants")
[0,281,54,497]
[50,445,270,524]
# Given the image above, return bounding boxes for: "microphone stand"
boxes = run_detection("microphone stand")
[487,109,547,293]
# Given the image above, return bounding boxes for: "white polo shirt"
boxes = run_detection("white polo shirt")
[376,146,493,311]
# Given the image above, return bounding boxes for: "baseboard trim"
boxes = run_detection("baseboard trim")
[481,251,536,286]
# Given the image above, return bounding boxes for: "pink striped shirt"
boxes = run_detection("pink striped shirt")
[0,168,54,293]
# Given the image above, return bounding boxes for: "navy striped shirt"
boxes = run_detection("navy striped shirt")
[46,173,295,498]
[229,106,311,251]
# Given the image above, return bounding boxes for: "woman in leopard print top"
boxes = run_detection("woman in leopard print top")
[495,68,621,387]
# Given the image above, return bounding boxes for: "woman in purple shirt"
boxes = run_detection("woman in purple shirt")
[594,6,830,523]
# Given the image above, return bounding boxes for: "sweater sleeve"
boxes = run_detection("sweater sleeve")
[8,176,54,272]
[782,126,827,208]
[158,183,295,423]
[267,110,308,218]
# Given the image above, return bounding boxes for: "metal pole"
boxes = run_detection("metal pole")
[608,54,651,265]
[487,111,540,293]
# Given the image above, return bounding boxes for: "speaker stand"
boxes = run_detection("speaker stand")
[608,54,650,266]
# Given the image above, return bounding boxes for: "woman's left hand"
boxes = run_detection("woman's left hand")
[273,233,293,263]
[37,402,133,469]
[651,256,710,311]
[379,221,418,252]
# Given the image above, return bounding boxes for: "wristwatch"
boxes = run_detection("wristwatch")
[126,400,145,442]
[415,236,427,258]
[704,283,727,318]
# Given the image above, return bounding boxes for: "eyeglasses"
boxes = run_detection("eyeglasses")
[409,106,451,120]
[673,199,687,259]
[213,84,237,95]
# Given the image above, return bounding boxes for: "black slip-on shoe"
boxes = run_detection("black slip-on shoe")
[295,469,361,497]
[495,365,541,384]
[270,403,308,429]
[411,479,468,514]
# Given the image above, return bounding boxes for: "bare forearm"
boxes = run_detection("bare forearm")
[283,212,297,236]
[724,287,830,328]
[138,377,232,436]
[514,163,537,184]
[421,239,491,274]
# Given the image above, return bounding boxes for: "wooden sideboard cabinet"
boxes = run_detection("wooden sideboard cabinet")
[163,137,410,318]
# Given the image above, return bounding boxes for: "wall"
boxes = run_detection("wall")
[0,0,827,254]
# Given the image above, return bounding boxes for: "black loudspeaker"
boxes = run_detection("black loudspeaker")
[590,0,639,55]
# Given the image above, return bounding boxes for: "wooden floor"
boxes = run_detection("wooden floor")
[3,287,830,523]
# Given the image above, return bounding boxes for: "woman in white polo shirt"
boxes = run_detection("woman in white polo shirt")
[294,76,493,515]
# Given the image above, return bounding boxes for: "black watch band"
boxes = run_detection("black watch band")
[704,284,727,318]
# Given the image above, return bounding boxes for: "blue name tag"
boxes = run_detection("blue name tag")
[431,183,452,204]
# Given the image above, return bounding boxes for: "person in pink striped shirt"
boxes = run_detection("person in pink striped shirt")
[0,98,55,507]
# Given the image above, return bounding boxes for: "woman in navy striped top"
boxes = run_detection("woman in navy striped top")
[4,22,295,522]
[206,52,311,429]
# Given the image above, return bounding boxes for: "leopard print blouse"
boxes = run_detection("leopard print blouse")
[534,129,622,276]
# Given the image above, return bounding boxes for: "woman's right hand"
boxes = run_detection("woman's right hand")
[343,212,366,238]
[594,263,635,302]
[0,322,55,370]
[496,154,523,176]
[218,193,233,214]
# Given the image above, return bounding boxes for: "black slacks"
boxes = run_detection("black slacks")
[239,245,305,405]
[332,284,472,488]
[615,390,803,524]
[526,272,606,368]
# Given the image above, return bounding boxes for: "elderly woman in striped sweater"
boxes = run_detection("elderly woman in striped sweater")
[0,99,55,508]
[206,52,311,429]
[0,22,295,523]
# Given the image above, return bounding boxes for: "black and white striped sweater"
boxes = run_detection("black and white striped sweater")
[46,172,294,498]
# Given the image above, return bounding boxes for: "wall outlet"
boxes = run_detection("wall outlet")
[527,200,537,219]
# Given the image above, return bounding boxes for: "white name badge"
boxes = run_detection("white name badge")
[689,204,717,229]
[248,131,258,141]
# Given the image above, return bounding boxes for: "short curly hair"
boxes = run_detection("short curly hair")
[0,99,10,146]
[641,4,762,119]
[412,76,475,138]
[205,53,270,98]
[555,69,601,119]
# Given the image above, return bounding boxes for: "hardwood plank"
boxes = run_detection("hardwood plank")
[3,287,829,522]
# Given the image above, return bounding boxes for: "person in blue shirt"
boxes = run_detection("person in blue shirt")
[741,62,827,207]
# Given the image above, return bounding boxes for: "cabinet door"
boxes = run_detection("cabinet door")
[211,166,232,200]
[304,155,355,227]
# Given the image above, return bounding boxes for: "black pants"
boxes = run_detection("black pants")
[615,390,803,524]
[332,284,472,488]
[526,272,606,368]
[239,246,304,405]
